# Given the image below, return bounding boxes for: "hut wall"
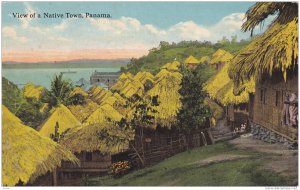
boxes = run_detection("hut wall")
[57,151,111,185]
[251,73,298,140]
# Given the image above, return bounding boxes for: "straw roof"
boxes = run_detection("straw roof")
[146,70,183,128]
[203,63,255,106]
[161,61,181,71]
[229,3,298,84]
[2,105,78,186]
[210,49,233,65]
[199,56,210,63]
[68,99,99,123]
[23,83,44,101]
[60,122,134,154]
[70,87,88,97]
[84,103,124,125]
[119,79,144,98]
[38,104,81,138]
[111,72,134,91]
[184,55,200,65]
[133,71,155,84]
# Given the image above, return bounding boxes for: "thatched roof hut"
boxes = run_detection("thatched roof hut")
[38,104,81,137]
[228,2,298,85]
[23,83,45,101]
[133,71,155,85]
[2,105,78,186]
[203,63,255,106]
[146,69,182,128]
[68,99,99,123]
[160,61,181,72]
[184,55,200,65]
[111,72,134,91]
[210,49,233,65]
[84,103,124,125]
[60,122,134,154]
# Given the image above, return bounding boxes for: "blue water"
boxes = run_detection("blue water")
[2,67,120,89]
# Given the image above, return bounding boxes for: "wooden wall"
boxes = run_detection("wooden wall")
[250,73,298,140]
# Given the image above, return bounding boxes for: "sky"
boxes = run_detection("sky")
[2,2,268,63]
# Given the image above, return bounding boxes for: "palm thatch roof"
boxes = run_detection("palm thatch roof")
[161,61,181,71]
[210,49,233,65]
[60,122,134,154]
[2,105,78,186]
[38,104,81,138]
[199,56,210,63]
[23,83,45,101]
[68,99,99,123]
[203,63,255,106]
[70,87,88,97]
[146,70,182,128]
[184,55,200,65]
[111,72,134,91]
[133,71,155,84]
[119,79,144,98]
[84,103,124,125]
[228,2,298,84]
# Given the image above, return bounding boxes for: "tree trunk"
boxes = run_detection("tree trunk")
[207,128,215,144]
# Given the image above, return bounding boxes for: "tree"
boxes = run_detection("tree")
[46,73,74,107]
[177,64,211,135]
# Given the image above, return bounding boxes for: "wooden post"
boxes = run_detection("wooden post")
[207,129,215,145]
[53,168,57,186]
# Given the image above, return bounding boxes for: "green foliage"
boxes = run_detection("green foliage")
[176,65,211,133]
[2,77,48,129]
[123,40,251,74]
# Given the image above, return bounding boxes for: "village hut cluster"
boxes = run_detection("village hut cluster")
[2,2,298,186]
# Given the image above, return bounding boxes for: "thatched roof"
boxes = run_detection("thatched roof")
[119,79,144,98]
[84,103,124,125]
[199,56,210,63]
[70,87,88,97]
[184,55,200,65]
[203,63,255,106]
[210,49,233,64]
[23,83,44,101]
[2,105,78,186]
[133,71,155,84]
[161,61,181,71]
[60,122,134,154]
[38,104,81,137]
[146,69,182,128]
[111,72,134,91]
[68,99,99,123]
[228,2,298,84]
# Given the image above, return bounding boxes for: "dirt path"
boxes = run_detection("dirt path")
[192,154,250,166]
[228,134,298,184]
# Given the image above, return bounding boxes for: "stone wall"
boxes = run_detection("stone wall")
[251,122,297,149]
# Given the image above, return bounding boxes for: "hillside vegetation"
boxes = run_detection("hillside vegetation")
[122,39,251,74]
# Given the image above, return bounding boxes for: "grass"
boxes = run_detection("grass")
[85,142,293,186]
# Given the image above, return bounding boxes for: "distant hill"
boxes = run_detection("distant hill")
[122,39,252,74]
[3,59,129,69]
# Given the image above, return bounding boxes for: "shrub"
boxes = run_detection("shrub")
[109,161,131,178]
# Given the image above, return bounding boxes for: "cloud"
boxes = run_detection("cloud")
[2,26,28,43]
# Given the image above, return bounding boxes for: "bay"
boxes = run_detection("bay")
[2,67,120,89]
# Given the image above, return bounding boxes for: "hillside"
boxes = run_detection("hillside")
[122,39,251,74]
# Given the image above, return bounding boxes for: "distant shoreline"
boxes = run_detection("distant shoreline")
[3,62,128,69]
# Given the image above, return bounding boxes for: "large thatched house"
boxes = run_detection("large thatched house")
[203,62,255,130]
[228,2,298,145]
[2,105,78,186]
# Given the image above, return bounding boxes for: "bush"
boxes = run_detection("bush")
[109,161,131,178]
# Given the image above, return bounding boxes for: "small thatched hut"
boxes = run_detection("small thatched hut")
[23,83,45,101]
[228,2,298,143]
[59,122,134,183]
[38,104,81,138]
[2,105,78,186]
[210,49,233,70]
[184,55,200,69]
